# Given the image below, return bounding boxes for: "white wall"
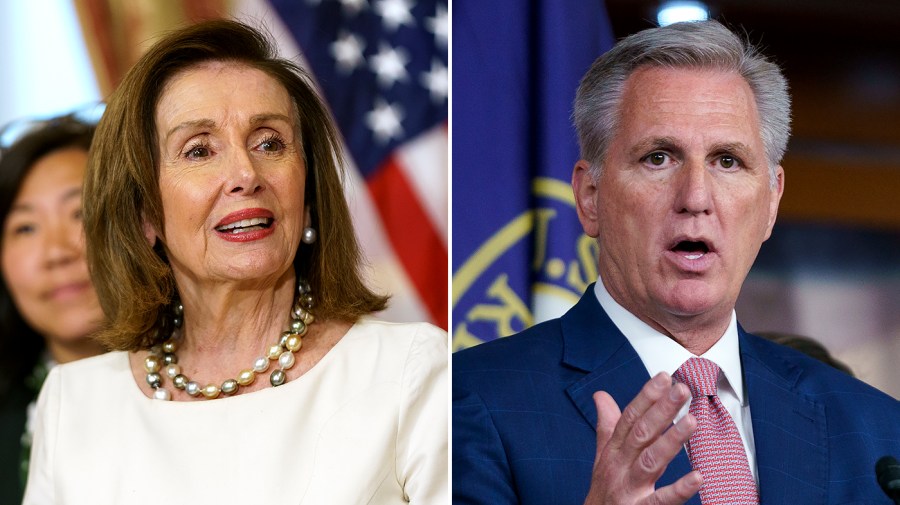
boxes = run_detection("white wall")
[0,0,100,130]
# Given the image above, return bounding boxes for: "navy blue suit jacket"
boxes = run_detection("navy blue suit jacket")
[453,285,900,504]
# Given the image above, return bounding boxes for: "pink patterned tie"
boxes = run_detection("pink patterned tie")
[673,357,759,505]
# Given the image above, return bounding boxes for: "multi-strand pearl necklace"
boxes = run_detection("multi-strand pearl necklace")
[144,280,315,401]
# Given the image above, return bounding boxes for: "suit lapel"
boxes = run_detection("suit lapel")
[740,328,828,504]
[560,286,697,503]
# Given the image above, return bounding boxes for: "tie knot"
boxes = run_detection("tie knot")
[673,357,720,398]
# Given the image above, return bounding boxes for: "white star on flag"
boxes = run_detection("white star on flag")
[426,4,447,47]
[330,32,365,73]
[375,0,415,31]
[366,99,405,143]
[420,59,447,103]
[369,43,410,88]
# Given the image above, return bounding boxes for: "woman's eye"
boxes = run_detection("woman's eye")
[257,135,286,153]
[186,146,210,159]
[260,140,282,152]
[12,224,35,236]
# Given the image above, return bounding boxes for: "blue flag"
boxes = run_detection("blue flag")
[452,1,615,349]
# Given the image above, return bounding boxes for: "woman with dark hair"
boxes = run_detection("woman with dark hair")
[0,114,105,504]
[23,20,447,504]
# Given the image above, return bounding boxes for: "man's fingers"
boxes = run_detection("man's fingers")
[643,470,702,505]
[631,413,697,487]
[607,372,672,452]
[624,381,690,454]
[593,391,620,464]
[588,381,699,505]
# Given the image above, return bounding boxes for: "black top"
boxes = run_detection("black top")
[0,354,43,505]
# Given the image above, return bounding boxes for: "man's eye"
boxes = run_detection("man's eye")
[646,152,668,166]
[716,154,743,171]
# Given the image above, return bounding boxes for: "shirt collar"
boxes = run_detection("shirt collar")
[593,277,746,405]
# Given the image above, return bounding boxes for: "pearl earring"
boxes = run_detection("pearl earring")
[302,227,317,244]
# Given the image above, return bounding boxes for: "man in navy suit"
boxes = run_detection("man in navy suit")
[453,20,900,505]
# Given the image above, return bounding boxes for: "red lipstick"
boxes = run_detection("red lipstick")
[214,208,276,243]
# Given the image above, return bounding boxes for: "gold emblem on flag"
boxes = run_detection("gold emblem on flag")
[452,177,598,350]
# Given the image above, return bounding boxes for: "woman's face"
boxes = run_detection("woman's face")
[1,147,103,342]
[151,61,307,289]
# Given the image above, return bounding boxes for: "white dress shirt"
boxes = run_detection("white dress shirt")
[593,278,758,483]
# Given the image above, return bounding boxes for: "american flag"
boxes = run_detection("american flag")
[238,0,449,329]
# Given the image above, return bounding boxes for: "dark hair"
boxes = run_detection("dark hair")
[84,19,388,351]
[0,117,95,392]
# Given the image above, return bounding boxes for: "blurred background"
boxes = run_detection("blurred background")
[0,0,448,329]
[453,1,899,399]
[0,1,98,131]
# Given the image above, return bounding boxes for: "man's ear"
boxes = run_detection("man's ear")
[573,159,601,238]
[763,165,785,241]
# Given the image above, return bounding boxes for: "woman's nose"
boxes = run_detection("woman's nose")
[226,150,264,196]
[42,220,81,268]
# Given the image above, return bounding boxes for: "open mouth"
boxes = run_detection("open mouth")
[670,240,711,260]
[215,217,273,234]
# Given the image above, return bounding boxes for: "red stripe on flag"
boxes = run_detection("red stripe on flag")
[367,157,447,329]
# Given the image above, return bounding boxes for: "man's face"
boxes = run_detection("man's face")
[574,66,783,336]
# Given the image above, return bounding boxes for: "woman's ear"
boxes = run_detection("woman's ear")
[142,215,159,246]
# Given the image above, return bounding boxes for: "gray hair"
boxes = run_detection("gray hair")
[573,20,791,186]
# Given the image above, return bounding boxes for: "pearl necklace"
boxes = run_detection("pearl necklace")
[144,280,315,401]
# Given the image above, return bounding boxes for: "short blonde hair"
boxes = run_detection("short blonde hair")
[84,20,387,351]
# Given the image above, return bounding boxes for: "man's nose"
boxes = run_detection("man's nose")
[674,160,713,216]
